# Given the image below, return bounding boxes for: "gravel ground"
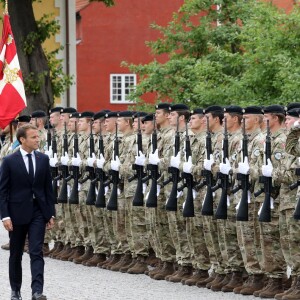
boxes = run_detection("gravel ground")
[0,225,257,300]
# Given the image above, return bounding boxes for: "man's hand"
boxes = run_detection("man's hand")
[46,217,55,230]
[3,219,13,231]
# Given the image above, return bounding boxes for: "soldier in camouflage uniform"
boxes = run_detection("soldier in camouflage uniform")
[181,108,211,286]
[234,106,265,296]
[148,103,176,280]
[253,105,287,298]
[30,110,47,153]
[273,107,300,300]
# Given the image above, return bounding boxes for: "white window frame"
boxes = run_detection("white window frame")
[110,74,136,104]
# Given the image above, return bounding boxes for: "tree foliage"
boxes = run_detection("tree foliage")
[124,0,300,109]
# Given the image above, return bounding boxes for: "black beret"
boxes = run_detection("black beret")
[117,111,133,118]
[242,106,263,115]
[132,112,148,119]
[263,105,285,115]
[155,103,171,110]
[79,111,94,118]
[69,112,80,119]
[49,106,63,114]
[286,108,300,118]
[142,114,154,123]
[31,110,46,118]
[204,105,223,114]
[287,103,300,111]
[16,115,31,123]
[224,105,243,115]
[190,108,204,115]
[169,104,189,111]
[62,107,77,114]
[104,111,119,119]
[93,110,111,120]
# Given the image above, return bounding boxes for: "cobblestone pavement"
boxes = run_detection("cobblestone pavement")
[0,226,257,300]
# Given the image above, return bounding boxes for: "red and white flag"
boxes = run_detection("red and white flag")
[0,13,26,129]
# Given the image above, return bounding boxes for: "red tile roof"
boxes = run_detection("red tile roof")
[76,0,90,12]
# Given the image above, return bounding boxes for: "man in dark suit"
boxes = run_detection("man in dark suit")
[0,124,55,300]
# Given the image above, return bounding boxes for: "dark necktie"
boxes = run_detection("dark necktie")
[27,153,34,182]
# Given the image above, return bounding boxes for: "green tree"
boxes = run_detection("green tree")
[125,0,300,109]
[6,0,114,113]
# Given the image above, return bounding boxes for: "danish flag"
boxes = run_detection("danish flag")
[0,13,26,129]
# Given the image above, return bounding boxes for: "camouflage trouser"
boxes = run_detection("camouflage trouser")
[63,203,81,247]
[167,195,193,266]
[259,202,286,278]
[103,209,120,255]
[223,202,244,273]
[186,192,210,270]
[86,205,110,255]
[124,197,136,257]
[130,203,149,257]
[112,193,130,254]
[279,209,300,276]
[74,189,91,247]
[155,190,176,263]
[237,201,263,275]
[145,207,161,257]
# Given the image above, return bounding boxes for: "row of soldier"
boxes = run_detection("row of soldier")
[1,103,300,300]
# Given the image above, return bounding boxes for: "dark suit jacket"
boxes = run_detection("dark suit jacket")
[0,149,55,225]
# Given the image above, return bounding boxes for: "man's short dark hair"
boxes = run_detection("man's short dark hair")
[16,124,38,144]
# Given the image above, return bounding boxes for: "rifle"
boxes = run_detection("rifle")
[106,122,119,211]
[181,121,195,217]
[95,122,108,208]
[214,117,229,220]
[289,168,300,220]
[199,116,214,216]
[254,120,272,222]
[145,116,159,208]
[57,122,69,203]
[234,119,250,221]
[51,129,59,204]
[129,114,145,206]
[85,121,97,205]
[69,121,80,205]
[163,116,181,211]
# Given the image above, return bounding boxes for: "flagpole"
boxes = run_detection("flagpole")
[4,0,8,15]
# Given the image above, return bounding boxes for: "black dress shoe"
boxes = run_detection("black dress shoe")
[11,290,22,300]
[32,292,47,300]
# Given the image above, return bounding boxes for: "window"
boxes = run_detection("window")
[110,74,136,104]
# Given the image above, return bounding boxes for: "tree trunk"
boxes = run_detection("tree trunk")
[8,0,53,114]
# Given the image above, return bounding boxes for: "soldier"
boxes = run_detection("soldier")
[253,105,287,298]
[234,106,265,295]
[181,108,211,286]
[30,110,47,153]
[147,103,176,280]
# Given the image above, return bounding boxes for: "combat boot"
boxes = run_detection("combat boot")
[168,265,193,283]
[110,254,132,272]
[145,250,159,267]
[153,261,175,280]
[127,255,148,274]
[196,271,216,288]
[73,246,94,264]
[234,275,252,294]
[1,242,10,250]
[50,241,64,258]
[98,255,113,268]
[84,253,107,267]
[240,274,265,295]
[42,243,50,257]
[183,269,209,286]
[207,273,226,290]
[279,276,300,300]
[165,265,180,281]
[148,260,163,277]
[259,277,284,298]
[275,276,297,300]
[103,254,122,270]
[222,271,244,292]
[68,246,85,262]
[211,273,232,292]
[120,258,137,273]
[55,243,71,260]
[59,245,74,261]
